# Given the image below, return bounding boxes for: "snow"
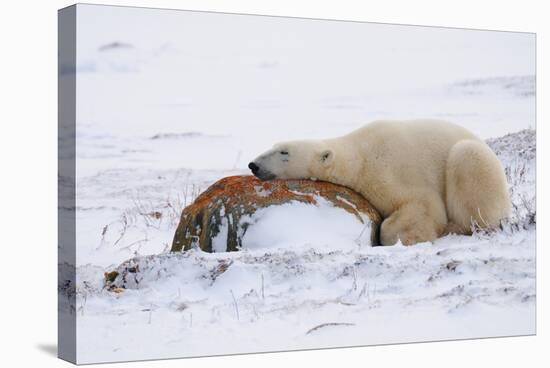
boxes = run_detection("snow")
[72,225,535,363]
[239,197,373,250]
[60,4,535,364]
[211,216,229,253]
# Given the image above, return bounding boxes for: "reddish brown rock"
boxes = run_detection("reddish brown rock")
[171,175,381,252]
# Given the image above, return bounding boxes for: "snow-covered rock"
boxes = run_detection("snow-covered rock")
[171,175,381,252]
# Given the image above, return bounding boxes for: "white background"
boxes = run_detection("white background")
[0,0,547,367]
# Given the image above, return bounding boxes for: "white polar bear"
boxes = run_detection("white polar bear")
[248,119,511,246]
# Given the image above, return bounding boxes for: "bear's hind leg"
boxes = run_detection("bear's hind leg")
[446,139,511,233]
[380,197,447,246]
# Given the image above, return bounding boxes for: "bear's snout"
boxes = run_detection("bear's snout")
[248,162,259,174]
[248,161,276,180]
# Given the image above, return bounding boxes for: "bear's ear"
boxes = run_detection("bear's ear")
[320,149,334,164]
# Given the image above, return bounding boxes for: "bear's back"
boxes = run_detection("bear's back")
[346,119,480,211]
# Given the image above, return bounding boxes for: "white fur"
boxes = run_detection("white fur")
[250,119,511,245]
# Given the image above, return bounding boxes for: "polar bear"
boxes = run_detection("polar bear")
[248,119,511,246]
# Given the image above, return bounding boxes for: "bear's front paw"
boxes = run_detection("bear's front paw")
[381,223,437,246]
[380,202,445,246]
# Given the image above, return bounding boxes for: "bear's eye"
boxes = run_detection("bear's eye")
[280,151,289,155]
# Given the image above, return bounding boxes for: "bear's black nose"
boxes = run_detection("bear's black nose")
[248,162,259,174]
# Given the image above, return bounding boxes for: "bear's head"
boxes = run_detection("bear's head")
[248,140,334,181]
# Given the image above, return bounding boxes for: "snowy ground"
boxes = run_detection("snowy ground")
[59,4,536,364]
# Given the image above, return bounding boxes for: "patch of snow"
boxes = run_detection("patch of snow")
[240,197,372,250]
[253,185,272,197]
[211,217,229,253]
[288,189,313,197]
[336,195,359,212]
